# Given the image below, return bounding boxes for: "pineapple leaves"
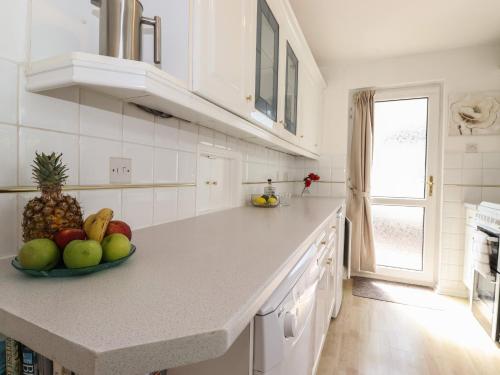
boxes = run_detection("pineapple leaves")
[31,152,69,189]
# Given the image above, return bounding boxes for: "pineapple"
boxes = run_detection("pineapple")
[22,152,83,242]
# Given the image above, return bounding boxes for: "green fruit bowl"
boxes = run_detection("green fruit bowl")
[11,245,136,277]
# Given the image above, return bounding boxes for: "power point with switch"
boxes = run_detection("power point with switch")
[110,157,132,184]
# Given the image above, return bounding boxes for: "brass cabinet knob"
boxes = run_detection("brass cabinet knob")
[300,135,304,138]
[212,181,218,186]
[326,258,333,265]
[205,181,210,185]
[246,95,253,101]
[320,240,326,245]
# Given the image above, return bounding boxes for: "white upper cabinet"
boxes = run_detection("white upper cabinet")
[191,0,255,119]
[298,64,323,152]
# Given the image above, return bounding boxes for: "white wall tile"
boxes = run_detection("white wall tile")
[444,153,462,169]
[0,124,18,186]
[443,168,462,184]
[153,188,178,224]
[462,187,482,203]
[178,152,197,183]
[123,143,154,183]
[0,0,28,62]
[19,127,79,185]
[442,233,464,250]
[462,153,482,168]
[0,60,18,124]
[483,170,500,185]
[80,89,122,140]
[226,136,241,152]
[80,136,122,184]
[154,148,177,183]
[332,154,346,169]
[79,190,122,220]
[214,131,227,149]
[19,70,79,133]
[332,183,347,197]
[0,194,18,257]
[247,162,268,182]
[30,0,99,61]
[481,187,500,203]
[199,126,214,146]
[155,117,179,149]
[483,153,500,169]
[462,168,482,185]
[443,218,465,235]
[123,103,155,146]
[122,188,154,229]
[443,202,464,218]
[443,185,462,202]
[178,120,198,152]
[331,168,346,182]
[177,187,196,219]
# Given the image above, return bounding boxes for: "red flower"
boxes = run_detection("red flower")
[308,173,320,181]
[304,179,312,188]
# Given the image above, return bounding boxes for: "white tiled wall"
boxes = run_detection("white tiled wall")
[439,151,500,296]
[0,1,306,258]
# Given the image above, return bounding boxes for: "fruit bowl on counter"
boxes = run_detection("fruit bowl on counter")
[251,194,280,208]
[12,152,136,277]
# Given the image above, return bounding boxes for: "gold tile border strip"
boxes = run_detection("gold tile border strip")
[0,181,347,193]
[444,184,500,188]
[242,180,346,185]
[0,183,196,193]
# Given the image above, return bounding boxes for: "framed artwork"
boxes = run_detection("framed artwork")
[448,91,500,136]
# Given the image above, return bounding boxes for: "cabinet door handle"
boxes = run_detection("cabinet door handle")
[326,258,333,265]
[205,181,210,185]
[320,240,326,245]
[246,95,253,102]
[331,225,336,229]
[212,181,218,186]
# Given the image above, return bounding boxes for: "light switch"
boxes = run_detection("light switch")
[465,143,478,153]
[110,157,132,184]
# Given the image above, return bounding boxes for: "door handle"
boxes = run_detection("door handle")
[427,175,434,197]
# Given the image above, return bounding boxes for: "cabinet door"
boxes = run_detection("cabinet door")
[192,0,254,118]
[283,42,299,135]
[298,66,323,153]
[254,0,280,121]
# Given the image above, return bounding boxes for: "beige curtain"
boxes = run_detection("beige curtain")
[347,90,376,272]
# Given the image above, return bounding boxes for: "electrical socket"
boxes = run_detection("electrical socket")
[110,157,132,184]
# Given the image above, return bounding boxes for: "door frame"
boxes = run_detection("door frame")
[349,83,444,287]
[196,144,243,216]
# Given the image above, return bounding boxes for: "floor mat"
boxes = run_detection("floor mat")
[352,276,447,310]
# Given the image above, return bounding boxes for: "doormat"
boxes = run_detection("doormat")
[352,277,446,310]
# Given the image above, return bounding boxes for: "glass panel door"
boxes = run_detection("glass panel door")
[284,42,298,135]
[369,86,440,284]
[255,0,279,121]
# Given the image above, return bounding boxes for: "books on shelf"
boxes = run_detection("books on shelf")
[0,336,73,375]
[1,335,5,375]
[6,338,21,375]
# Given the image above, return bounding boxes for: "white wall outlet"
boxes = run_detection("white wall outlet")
[465,143,478,153]
[110,157,132,184]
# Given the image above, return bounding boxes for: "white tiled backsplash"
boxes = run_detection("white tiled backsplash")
[0,0,348,258]
[439,151,500,296]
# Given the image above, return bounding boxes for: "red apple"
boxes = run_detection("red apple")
[54,228,86,249]
[105,220,132,240]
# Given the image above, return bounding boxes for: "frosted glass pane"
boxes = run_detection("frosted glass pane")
[372,98,428,198]
[373,205,424,270]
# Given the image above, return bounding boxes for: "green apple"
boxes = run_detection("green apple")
[63,240,102,269]
[101,233,131,262]
[19,239,60,270]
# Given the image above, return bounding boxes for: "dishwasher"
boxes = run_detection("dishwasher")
[253,243,320,375]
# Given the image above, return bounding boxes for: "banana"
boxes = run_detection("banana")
[84,208,113,242]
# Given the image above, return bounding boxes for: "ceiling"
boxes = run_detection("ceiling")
[289,0,500,66]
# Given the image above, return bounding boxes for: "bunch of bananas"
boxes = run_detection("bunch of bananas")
[83,208,114,242]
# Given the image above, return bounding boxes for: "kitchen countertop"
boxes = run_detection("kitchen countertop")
[0,197,343,375]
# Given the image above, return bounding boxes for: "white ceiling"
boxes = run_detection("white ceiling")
[289,0,500,66]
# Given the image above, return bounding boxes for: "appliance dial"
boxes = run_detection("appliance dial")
[284,311,298,338]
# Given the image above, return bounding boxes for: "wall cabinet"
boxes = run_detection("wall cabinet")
[191,0,325,156]
[191,0,255,119]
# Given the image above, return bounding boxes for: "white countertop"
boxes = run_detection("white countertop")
[0,197,343,375]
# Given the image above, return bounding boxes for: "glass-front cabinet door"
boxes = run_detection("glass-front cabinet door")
[284,42,298,134]
[255,0,279,121]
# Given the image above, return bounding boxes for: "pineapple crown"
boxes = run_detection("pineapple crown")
[31,152,69,190]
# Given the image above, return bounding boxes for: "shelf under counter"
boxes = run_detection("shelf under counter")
[25,52,319,159]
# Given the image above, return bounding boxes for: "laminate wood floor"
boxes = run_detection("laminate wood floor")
[317,279,500,375]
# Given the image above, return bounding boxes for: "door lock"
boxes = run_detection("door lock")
[427,175,434,197]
